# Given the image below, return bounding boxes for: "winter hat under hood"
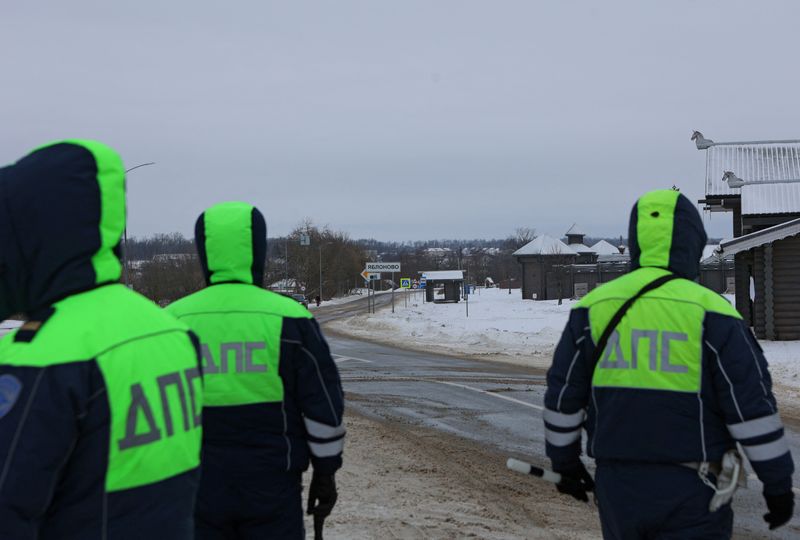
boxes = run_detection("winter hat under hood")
[627,189,707,280]
[195,201,267,286]
[0,140,126,320]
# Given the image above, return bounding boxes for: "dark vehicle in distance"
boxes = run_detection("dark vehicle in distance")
[291,293,309,308]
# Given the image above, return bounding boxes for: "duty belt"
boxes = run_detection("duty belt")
[681,461,721,476]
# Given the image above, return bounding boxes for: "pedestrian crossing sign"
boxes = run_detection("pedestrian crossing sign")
[400,278,411,289]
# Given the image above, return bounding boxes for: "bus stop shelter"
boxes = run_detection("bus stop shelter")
[421,270,464,303]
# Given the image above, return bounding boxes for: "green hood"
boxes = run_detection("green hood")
[0,140,125,319]
[195,201,267,286]
[628,189,708,280]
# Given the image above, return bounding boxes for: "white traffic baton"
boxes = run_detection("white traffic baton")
[506,458,562,484]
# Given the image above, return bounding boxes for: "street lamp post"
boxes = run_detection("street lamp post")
[122,162,156,287]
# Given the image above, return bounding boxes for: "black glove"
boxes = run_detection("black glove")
[764,491,794,530]
[307,473,338,519]
[553,461,594,503]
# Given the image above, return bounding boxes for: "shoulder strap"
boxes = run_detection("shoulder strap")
[590,273,679,368]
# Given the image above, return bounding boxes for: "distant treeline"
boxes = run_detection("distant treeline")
[124,224,638,305]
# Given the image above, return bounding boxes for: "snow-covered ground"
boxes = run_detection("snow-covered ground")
[327,287,800,394]
[327,287,573,369]
[763,341,800,388]
[308,288,393,310]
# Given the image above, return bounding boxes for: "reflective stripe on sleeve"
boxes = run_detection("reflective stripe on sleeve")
[543,408,585,429]
[309,438,345,458]
[304,417,346,439]
[545,428,581,447]
[727,413,783,440]
[742,437,790,462]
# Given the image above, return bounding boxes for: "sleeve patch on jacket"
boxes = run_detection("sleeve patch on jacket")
[0,374,22,419]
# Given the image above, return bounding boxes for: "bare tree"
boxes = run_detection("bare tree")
[278,219,367,300]
[133,255,205,305]
[512,227,537,250]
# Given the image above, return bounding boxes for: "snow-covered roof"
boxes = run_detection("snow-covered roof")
[591,239,620,255]
[565,223,586,236]
[700,244,733,263]
[421,270,464,281]
[701,245,719,260]
[568,243,596,254]
[741,183,800,216]
[703,141,800,215]
[597,253,630,263]
[269,279,301,290]
[513,235,577,256]
[718,217,800,257]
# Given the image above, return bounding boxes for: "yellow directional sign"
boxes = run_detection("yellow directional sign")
[361,270,380,281]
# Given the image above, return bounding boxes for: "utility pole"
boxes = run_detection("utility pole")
[466,269,469,318]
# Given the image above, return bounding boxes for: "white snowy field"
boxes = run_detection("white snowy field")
[327,287,800,391]
[326,287,573,369]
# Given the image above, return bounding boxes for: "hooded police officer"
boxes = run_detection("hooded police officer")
[167,201,345,539]
[0,141,203,539]
[544,189,794,538]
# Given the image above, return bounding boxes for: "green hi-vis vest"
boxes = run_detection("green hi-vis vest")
[166,283,313,407]
[0,285,202,492]
[576,267,741,393]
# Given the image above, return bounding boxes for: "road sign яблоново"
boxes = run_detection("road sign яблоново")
[366,262,401,272]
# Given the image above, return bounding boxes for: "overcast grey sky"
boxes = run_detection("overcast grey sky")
[2,1,799,241]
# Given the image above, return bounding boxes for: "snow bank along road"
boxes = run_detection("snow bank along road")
[327,334,800,538]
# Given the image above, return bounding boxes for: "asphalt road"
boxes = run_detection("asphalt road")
[313,289,413,325]
[326,332,800,538]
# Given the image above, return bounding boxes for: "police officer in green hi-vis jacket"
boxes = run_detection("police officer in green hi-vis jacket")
[0,141,203,539]
[544,189,794,538]
[167,201,345,540]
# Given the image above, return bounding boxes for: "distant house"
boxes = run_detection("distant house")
[514,227,730,302]
[513,235,578,300]
[270,278,302,293]
[152,253,196,263]
[564,224,597,264]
